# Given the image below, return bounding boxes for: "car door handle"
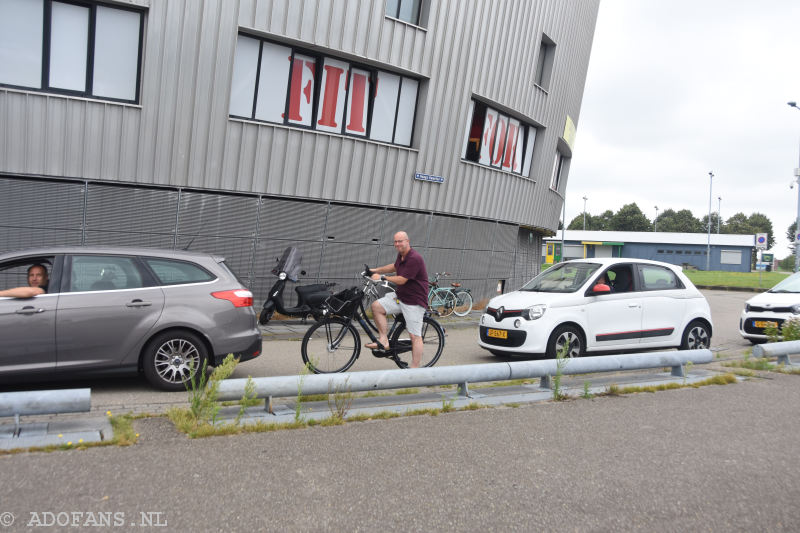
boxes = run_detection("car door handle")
[16,306,45,315]
[126,300,152,308]
[628,303,641,308]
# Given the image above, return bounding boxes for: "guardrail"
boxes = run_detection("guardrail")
[752,340,800,365]
[217,349,712,413]
[0,389,91,437]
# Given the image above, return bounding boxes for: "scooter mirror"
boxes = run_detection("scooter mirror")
[301,270,307,276]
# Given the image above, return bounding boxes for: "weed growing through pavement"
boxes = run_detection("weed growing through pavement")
[185,354,238,426]
[552,342,570,401]
[295,362,312,423]
[581,380,593,399]
[236,376,260,423]
[327,378,354,421]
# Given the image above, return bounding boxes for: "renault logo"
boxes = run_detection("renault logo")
[495,306,504,321]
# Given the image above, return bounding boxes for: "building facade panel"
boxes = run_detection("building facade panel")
[0,0,598,303]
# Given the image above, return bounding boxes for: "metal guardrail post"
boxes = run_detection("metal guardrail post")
[752,340,800,365]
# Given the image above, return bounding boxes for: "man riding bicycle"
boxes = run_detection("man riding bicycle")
[365,231,429,368]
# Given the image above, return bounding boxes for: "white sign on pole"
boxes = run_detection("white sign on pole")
[755,233,768,250]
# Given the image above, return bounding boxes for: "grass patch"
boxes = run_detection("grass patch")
[0,412,148,455]
[683,270,789,289]
[597,373,737,397]
[722,358,777,371]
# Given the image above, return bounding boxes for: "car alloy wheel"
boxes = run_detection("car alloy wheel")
[143,331,208,390]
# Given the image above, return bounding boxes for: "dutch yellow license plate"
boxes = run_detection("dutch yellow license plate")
[754,320,778,329]
[487,328,508,339]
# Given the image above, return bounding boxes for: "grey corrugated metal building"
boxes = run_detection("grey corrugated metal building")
[0,0,599,304]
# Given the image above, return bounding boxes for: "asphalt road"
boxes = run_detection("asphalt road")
[1,290,757,415]
[1,365,797,531]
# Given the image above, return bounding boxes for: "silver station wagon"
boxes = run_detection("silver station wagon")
[0,247,261,390]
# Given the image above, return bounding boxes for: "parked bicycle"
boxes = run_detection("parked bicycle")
[300,273,445,373]
[427,272,473,317]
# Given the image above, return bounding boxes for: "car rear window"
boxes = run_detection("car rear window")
[70,255,144,292]
[144,258,216,285]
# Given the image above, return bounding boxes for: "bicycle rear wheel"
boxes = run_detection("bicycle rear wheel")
[389,316,445,369]
[428,289,456,317]
[453,290,473,317]
[301,317,360,373]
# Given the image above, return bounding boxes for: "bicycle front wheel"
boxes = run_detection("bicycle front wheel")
[301,317,360,373]
[428,289,456,317]
[453,290,473,317]
[390,316,445,369]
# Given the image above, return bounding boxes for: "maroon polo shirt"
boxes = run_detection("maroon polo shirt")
[394,248,429,308]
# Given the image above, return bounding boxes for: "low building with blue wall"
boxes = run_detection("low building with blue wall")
[543,231,756,272]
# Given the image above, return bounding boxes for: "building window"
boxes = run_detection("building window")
[550,151,567,191]
[385,0,422,25]
[462,100,536,177]
[720,250,742,265]
[230,35,419,147]
[0,0,144,103]
[535,34,556,89]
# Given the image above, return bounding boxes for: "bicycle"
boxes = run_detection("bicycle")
[427,273,473,317]
[301,274,446,373]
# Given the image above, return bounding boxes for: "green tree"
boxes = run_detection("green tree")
[724,212,750,234]
[787,221,797,255]
[700,213,724,234]
[609,203,651,232]
[657,209,702,233]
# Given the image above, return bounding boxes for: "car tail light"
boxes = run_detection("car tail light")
[212,289,254,307]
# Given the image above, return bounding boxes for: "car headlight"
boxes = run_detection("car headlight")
[792,304,800,315]
[522,304,546,320]
[745,304,751,312]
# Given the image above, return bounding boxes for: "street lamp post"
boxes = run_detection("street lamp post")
[717,196,721,234]
[582,196,588,230]
[789,102,800,272]
[707,171,713,271]
[654,205,658,232]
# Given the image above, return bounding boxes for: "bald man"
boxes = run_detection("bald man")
[365,231,429,368]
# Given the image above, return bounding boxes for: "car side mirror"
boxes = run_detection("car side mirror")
[592,283,611,294]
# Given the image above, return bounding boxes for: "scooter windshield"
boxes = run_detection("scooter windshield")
[275,246,304,281]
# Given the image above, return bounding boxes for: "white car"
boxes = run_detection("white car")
[739,271,800,344]
[478,258,712,358]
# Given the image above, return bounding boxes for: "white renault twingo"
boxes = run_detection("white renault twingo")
[478,258,712,358]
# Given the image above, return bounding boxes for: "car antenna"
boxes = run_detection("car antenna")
[181,237,196,251]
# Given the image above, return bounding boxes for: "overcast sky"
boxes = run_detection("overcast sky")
[567,0,800,258]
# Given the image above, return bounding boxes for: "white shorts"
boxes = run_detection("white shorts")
[376,292,426,336]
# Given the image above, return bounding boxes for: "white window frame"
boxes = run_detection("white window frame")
[0,0,144,103]
[229,35,420,148]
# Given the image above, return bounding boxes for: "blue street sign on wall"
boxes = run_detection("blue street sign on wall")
[414,172,444,183]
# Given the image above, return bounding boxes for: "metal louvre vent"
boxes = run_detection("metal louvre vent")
[174,235,255,278]
[84,230,175,249]
[86,184,178,233]
[178,191,258,237]
[489,251,514,278]
[0,228,83,254]
[325,204,383,244]
[494,223,518,252]
[424,247,464,279]
[427,215,467,249]
[259,198,327,240]
[383,210,430,247]
[461,249,491,279]
[320,242,380,279]
[0,177,84,230]
[466,219,495,251]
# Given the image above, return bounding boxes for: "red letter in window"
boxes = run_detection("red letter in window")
[318,64,346,128]
[502,122,518,170]
[288,58,315,122]
[346,71,368,133]
[491,117,507,166]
